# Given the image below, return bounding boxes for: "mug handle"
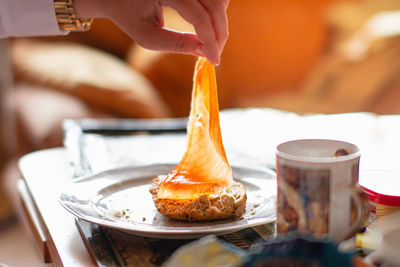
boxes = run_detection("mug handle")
[341,185,370,241]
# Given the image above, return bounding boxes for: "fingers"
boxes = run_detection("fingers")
[162,0,221,65]
[107,0,229,65]
[198,0,229,54]
[107,0,207,59]
[135,25,205,58]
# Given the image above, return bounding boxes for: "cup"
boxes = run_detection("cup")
[276,139,369,241]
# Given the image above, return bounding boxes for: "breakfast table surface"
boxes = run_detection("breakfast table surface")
[17,108,400,266]
[18,147,93,266]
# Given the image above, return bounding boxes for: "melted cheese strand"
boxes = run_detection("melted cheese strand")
[157,57,233,200]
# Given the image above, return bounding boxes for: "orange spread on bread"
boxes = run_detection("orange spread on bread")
[157,57,233,200]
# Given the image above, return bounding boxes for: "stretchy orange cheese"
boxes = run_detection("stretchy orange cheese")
[157,57,233,200]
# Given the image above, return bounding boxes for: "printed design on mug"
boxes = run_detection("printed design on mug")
[277,164,330,234]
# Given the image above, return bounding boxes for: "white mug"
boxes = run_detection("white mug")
[276,139,369,241]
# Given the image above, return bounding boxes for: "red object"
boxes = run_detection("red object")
[360,185,400,206]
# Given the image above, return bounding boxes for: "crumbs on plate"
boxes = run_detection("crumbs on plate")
[113,209,148,222]
[113,208,131,218]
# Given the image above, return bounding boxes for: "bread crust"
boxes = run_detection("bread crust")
[150,177,247,221]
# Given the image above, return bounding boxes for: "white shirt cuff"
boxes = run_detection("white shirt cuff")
[0,0,66,38]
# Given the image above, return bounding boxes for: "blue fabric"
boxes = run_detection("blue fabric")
[241,233,355,267]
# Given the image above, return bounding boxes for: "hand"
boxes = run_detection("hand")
[75,0,229,65]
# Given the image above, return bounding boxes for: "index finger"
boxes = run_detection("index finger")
[162,0,220,65]
[199,0,229,53]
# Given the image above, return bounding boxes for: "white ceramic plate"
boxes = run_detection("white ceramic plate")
[59,164,276,239]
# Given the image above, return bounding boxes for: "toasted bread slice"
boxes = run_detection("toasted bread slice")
[150,177,246,221]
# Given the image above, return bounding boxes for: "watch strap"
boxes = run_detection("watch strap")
[54,0,93,32]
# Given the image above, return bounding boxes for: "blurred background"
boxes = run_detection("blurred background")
[2,0,400,230]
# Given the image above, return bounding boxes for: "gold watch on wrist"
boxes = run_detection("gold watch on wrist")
[54,0,94,32]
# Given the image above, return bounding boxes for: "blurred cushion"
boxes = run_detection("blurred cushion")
[11,83,109,152]
[11,39,170,119]
[128,46,196,117]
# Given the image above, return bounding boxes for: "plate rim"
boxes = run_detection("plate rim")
[59,163,276,238]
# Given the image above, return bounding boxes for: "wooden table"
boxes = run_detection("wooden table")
[18,148,94,266]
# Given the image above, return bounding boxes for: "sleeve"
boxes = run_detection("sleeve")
[0,0,66,38]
